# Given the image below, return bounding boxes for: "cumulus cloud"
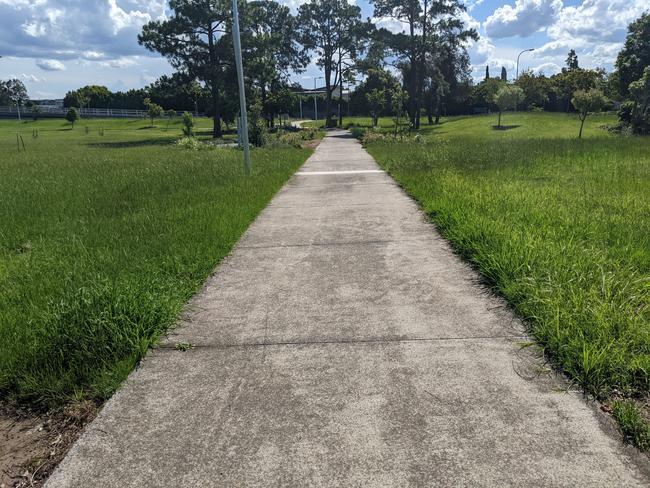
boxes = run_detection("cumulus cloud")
[485,0,562,39]
[36,59,65,71]
[0,0,166,62]
[531,62,561,75]
[547,0,646,43]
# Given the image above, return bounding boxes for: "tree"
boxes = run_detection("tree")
[31,104,41,121]
[566,49,579,70]
[144,98,163,127]
[615,13,650,97]
[500,66,507,82]
[182,111,194,136]
[619,66,650,134]
[471,77,504,112]
[391,88,409,137]
[366,89,386,127]
[349,68,400,115]
[0,79,28,108]
[371,0,477,128]
[139,0,233,138]
[297,0,370,128]
[571,89,606,138]
[485,65,489,80]
[552,67,605,112]
[515,70,551,109]
[165,109,176,130]
[246,1,308,126]
[66,107,79,128]
[493,85,523,127]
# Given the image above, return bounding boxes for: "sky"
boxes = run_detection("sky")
[0,0,647,99]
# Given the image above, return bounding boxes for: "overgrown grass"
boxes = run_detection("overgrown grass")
[0,117,311,407]
[364,112,650,448]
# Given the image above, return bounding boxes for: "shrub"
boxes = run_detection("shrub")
[182,112,194,136]
[361,129,387,145]
[247,102,267,147]
[65,108,79,128]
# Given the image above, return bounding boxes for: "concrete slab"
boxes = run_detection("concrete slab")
[48,342,648,487]
[47,129,650,487]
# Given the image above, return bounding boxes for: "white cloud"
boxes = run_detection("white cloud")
[531,62,561,75]
[0,0,166,62]
[485,0,562,39]
[100,57,138,69]
[36,59,65,71]
[22,73,46,82]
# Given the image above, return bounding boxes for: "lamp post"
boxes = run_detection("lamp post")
[313,76,323,122]
[516,48,535,80]
[231,0,251,175]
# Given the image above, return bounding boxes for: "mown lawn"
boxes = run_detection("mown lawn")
[360,112,650,447]
[0,117,311,407]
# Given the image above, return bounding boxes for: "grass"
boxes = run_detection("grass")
[0,117,312,407]
[357,111,650,448]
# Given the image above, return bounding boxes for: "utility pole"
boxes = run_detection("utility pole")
[231,0,251,174]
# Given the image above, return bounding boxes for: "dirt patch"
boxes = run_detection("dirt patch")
[0,402,97,487]
[301,138,322,150]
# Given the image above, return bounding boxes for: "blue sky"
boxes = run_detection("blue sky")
[0,0,646,99]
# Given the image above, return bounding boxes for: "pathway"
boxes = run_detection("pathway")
[47,130,649,487]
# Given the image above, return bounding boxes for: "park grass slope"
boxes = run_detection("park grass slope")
[364,112,650,447]
[0,118,310,407]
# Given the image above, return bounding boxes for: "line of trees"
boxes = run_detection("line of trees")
[4,3,649,137]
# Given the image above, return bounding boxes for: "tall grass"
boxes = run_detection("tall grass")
[367,114,650,403]
[0,119,310,406]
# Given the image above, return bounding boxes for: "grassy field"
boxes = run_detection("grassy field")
[0,117,312,407]
[355,112,650,447]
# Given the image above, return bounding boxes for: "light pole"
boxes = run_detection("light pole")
[231,0,251,175]
[313,76,323,122]
[516,48,535,80]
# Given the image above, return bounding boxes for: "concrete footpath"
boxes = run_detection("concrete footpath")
[47,130,649,487]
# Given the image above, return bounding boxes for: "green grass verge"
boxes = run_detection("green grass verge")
[362,112,650,449]
[0,117,311,407]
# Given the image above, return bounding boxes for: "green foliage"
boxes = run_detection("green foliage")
[566,49,579,70]
[615,13,650,97]
[619,67,650,135]
[390,88,409,137]
[182,111,194,136]
[515,71,551,109]
[144,98,163,126]
[297,0,370,128]
[0,117,311,406]
[364,111,650,416]
[31,104,41,122]
[64,85,112,109]
[247,102,268,147]
[366,88,386,127]
[65,107,79,128]
[493,85,524,127]
[471,78,505,110]
[571,89,607,138]
[612,401,650,451]
[0,79,29,107]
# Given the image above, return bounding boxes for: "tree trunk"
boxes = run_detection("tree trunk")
[208,24,222,139]
[498,111,501,127]
[211,82,222,139]
[578,116,585,138]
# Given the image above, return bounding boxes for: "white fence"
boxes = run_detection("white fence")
[0,106,192,118]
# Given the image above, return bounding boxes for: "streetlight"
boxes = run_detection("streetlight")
[231,0,251,175]
[313,76,323,122]
[516,48,535,80]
